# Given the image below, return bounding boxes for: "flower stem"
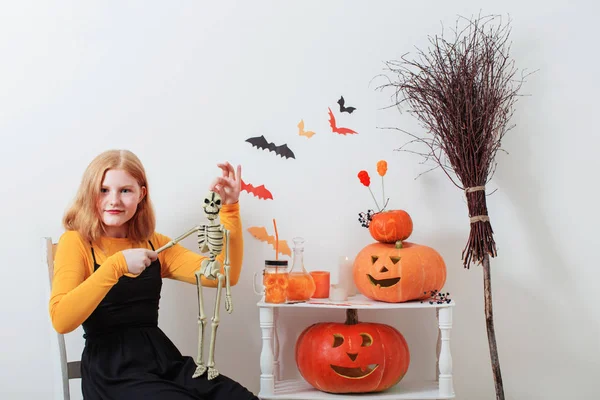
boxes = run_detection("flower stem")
[368,187,381,212]
[381,176,385,211]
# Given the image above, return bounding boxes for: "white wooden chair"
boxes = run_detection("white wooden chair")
[43,237,81,400]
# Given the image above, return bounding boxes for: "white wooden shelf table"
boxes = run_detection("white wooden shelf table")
[257,294,455,400]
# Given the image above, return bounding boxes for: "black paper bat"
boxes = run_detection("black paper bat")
[245,135,296,159]
[337,96,356,114]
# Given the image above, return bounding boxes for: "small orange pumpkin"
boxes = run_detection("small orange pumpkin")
[353,240,446,303]
[368,210,413,243]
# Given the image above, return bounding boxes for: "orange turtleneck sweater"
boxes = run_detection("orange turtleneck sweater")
[49,202,243,334]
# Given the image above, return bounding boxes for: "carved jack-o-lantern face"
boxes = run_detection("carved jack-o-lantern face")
[353,240,447,303]
[329,331,378,379]
[366,253,401,288]
[295,314,410,394]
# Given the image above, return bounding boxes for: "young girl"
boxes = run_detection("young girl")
[49,149,258,400]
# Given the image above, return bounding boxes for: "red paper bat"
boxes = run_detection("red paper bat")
[328,107,358,135]
[241,179,273,200]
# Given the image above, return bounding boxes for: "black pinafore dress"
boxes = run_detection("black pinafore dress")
[80,242,258,400]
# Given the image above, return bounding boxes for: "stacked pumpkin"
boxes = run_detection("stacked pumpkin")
[294,162,447,394]
[354,209,447,303]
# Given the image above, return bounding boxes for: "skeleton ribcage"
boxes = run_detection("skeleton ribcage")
[197,224,224,255]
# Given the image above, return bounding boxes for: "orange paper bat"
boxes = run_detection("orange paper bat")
[328,107,358,135]
[247,226,291,257]
[241,179,273,200]
[297,119,316,138]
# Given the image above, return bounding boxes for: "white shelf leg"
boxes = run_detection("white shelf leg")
[436,308,441,381]
[273,308,280,381]
[438,307,454,397]
[259,307,275,396]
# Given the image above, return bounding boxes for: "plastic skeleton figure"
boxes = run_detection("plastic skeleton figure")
[156,191,232,380]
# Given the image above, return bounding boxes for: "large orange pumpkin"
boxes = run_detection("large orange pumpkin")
[295,309,409,394]
[368,210,413,243]
[353,240,446,303]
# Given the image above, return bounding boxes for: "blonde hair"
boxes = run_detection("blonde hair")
[63,149,156,243]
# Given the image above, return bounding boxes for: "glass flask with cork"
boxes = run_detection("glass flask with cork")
[286,237,316,302]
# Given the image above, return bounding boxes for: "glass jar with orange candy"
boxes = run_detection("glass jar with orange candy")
[254,260,289,304]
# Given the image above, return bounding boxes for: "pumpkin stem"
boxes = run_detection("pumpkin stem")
[345,308,359,325]
[395,240,403,249]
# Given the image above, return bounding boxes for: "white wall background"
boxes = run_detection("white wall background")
[1,1,598,399]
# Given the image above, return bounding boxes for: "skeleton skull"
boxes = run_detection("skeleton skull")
[203,191,222,220]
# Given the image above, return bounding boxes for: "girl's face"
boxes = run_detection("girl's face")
[97,169,146,238]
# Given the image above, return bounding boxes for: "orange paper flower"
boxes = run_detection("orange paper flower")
[376,160,388,209]
[358,170,371,187]
[377,160,388,177]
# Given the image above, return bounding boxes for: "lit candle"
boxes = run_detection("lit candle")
[310,271,330,298]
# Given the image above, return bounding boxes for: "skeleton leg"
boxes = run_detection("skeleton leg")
[192,269,208,378]
[223,228,233,313]
[207,273,225,380]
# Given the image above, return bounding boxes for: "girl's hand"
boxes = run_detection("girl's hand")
[210,162,242,205]
[122,249,158,275]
